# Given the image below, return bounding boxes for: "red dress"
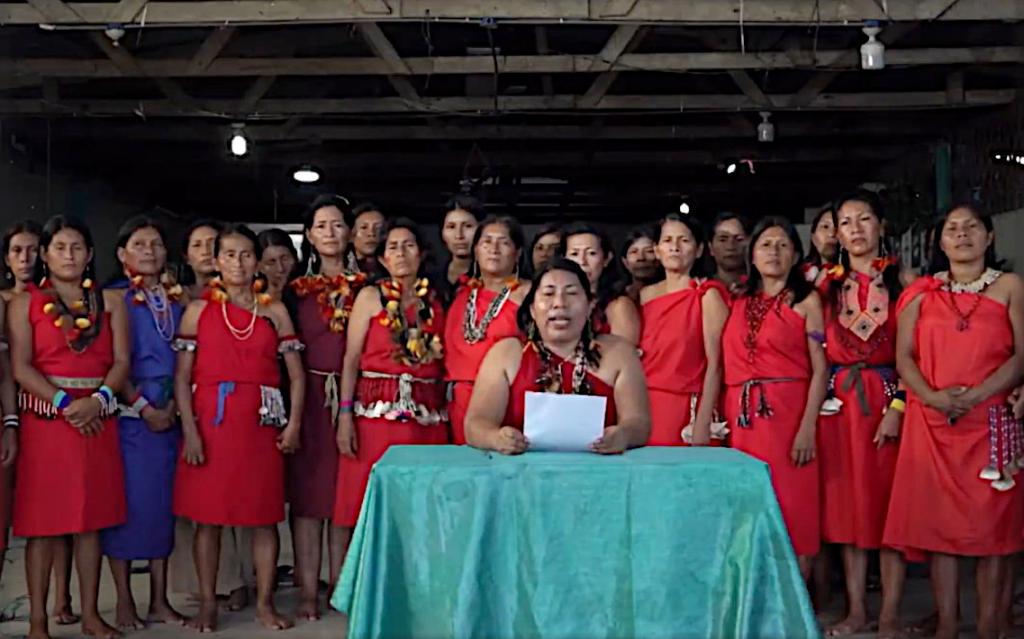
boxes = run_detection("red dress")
[723,294,820,557]
[819,272,899,548]
[14,288,126,537]
[504,342,617,429]
[444,286,520,445]
[883,276,1024,557]
[640,279,728,446]
[173,302,287,527]
[333,300,449,528]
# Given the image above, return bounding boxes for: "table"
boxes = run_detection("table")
[331,446,819,639]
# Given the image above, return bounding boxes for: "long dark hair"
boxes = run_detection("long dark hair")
[34,215,99,287]
[742,216,813,305]
[830,190,902,302]
[558,222,629,313]
[375,217,432,281]
[178,218,223,286]
[805,208,833,268]
[2,219,42,289]
[466,214,527,281]
[517,257,601,385]
[445,194,485,219]
[655,213,706,278]
[298,193,352,277]
[112,214,169,285]
[928,202,1003,274]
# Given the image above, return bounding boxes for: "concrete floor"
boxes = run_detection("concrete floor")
[0,536,990,638]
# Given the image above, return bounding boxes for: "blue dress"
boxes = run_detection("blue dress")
[100,283,182,560]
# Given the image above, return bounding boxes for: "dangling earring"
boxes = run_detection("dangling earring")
[252,273,265,293]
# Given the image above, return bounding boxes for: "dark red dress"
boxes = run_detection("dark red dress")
[287,293,346,519]
[14,288,126,537]
[503,341,617,430]
[640,279,728,446]
[883,276,1024,557]
[444,286,520,445]
[723,294,820,557]
[173,301,287,527]
[333,300,449,528]
[819,271,899,549]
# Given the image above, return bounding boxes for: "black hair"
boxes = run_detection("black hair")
[805,207,833,268]
[352,202,384,219]
[655,213,707,278]
[375,216,432,280]
[830,190,902,302]
[2,219,42,288]
[444,194,485,220]
[928,201,1003,274]
[710,211,752,236]
[34,215,99,287]
[112,214,170,284]
[466,214,527,280]
[527,223,565,277]
[621,224,658,257]
[741,216,813,305]
[558,222,629,313]
[179,218,224,286]
[257,229,298,261]
[215,223,262,260]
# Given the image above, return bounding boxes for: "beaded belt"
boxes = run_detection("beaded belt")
[826,364,897,417]
[356,371,446,425]
[980,405,1024,491]
[309,369,341,424]
[736,377,799,428]
[19,375,105,420]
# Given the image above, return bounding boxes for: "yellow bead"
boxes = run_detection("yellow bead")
[43,302,56,314]
[53,318,64,328]
[82,279,93,289]
[386,300,400,312]
[75,317,92,329]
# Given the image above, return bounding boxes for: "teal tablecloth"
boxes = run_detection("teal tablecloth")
[331,446,819,639]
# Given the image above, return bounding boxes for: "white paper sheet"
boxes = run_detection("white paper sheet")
[523,391,607,452]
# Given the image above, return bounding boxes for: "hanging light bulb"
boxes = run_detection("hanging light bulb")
[679,201,691,215]
[229,123,249,157]
[726,163,737,175]
[860,21,885,70]
[757,111,775,143]
[292,164,322,184]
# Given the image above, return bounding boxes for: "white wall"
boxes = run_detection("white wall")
[994,208,1024,275]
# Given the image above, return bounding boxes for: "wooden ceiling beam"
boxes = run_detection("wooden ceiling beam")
[187,26,238,74]
[5,47,1021,82]
[0,90,1011,116]
[355,22,420,102]
[2,0,1019,26]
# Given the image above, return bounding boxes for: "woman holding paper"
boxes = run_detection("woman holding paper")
[639,213,729,446]
[464,257,650,455]
[721,217,827,577]
[560,224,641,345]
[334,218,449,528]
[444,215,530,444]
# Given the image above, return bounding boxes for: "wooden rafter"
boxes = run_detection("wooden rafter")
[355,22,420,102]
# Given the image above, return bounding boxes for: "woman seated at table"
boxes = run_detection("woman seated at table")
[464,257,650,455]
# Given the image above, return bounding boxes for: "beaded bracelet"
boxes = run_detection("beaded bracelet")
[888,398,907,413]
[339,400,354,414]
[2,414,18,430]
[52,389,72,411]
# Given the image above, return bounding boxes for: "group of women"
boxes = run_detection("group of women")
[0,189,1022,639]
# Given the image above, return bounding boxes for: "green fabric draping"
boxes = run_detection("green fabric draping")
[332,446,819,639]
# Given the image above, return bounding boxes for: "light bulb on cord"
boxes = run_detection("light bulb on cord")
[229,123,249,157]
[679,202,691,214]
[726,163,737,174]
[860,21,885,70]
[292,165,322,184]
[757,111,775,143]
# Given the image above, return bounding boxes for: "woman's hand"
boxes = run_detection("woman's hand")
[336,413,357,458]
[591,425,630,455]
[1010,385,1024,420]
[182,431,205,465]
[1,427,17,467]
[277,422,301,454]
[790,424,816,466]
[925,387,972,419]
[63,397,102,433]
[873,409,902,448]
[142,406,175,433]
[493,426,528,455]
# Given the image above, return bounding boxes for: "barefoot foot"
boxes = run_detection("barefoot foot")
[52,604,80,625]
[256,605,294,631]
[295,597,320,621]
[82,615,122,639]
[114,602,145,631]
[910,612,938,636]
[878,618,909,639]
[826,613,870,637]
[147,601,186,625]
[185,601,218,634]
[28,616,52,639]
